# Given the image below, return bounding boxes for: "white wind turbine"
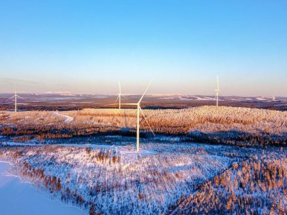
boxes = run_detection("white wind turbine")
[6,89,25,112]
[122,79,155,152]
[215,76,221,107]
[115,81,122,109]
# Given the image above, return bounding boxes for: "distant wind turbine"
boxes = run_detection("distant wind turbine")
[115,81,122,109]
[6,89,25,112]
[122,79,155,152]
[215,76,221,107]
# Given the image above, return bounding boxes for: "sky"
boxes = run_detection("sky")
[0,0,286,96]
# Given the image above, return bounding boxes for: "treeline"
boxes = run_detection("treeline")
[0,123,121,139]
[187,131,287,147]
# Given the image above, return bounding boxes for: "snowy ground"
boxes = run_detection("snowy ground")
[53,111,74,123]
[0,137,285,214]
[0,161,86,215]
[0,141,242,215]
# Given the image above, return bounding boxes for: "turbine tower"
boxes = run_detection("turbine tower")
[6,89,24,112]
[122,79,155,152]
[215,76,221,107]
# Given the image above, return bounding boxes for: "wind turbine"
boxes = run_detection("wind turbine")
[115,81,122,109]
[6,89,25,112]
[103,81,127,109]
[122,79,155,152]
[215,76,222,107]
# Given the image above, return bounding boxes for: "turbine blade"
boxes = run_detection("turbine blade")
[140,107,155,136]
[122,95,129,99]
[218,89,223,96]
[115,96,119,103]
[101,103,118,107]
[121,103,138,106]
[5,95,16,102]
[119,81,121,94]
[17,95,25,100]
[138,78,154,104]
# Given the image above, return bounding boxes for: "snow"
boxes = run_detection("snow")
[256,97,268,101]
[53,111,74,123]
[2,142,40,147]
[1,138,285,214]
[0,142,237,214]
[179,96,215,101]
[0,161,86,215]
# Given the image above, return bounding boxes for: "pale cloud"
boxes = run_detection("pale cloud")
[0,77,43,86]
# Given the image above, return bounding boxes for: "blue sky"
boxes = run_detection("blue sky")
[0,0,286,96]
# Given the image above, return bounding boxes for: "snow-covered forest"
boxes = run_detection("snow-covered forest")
[1,106,287,146]
[0,143,286,214]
